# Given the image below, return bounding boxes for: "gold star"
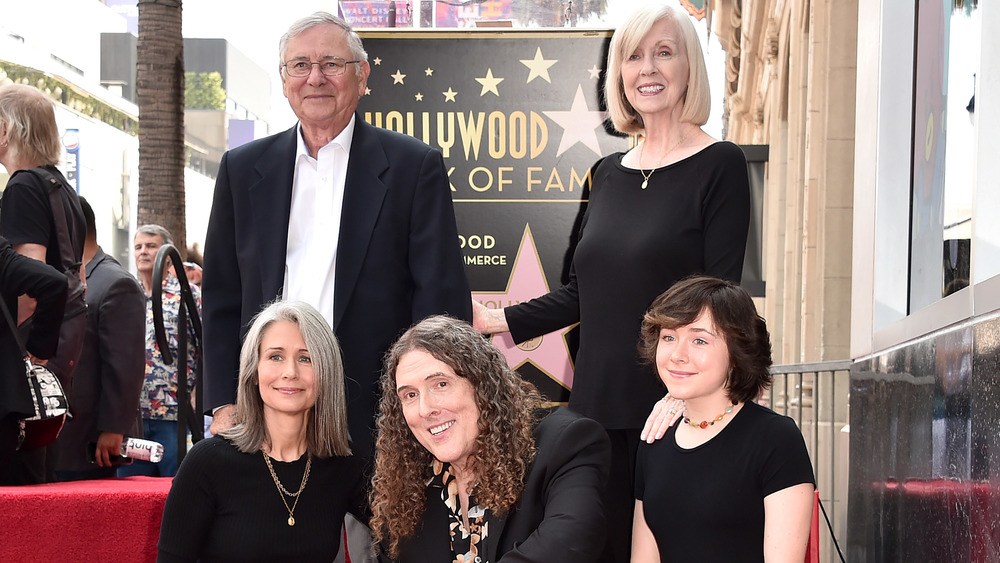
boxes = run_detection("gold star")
[442,87,458,102]
[391,70,406,84]
[475,68,504,97]
[425,67,434,76]
[364,88,371,96]
[415,92,424,101]
[520,47,557,84]
[587,65,601,79]
[373,57,382,65]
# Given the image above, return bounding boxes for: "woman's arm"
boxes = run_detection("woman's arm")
[762,483,814,563]
[701,144,752,282]
[472,298,510,334]
[11,242,48,323]
[630,500,660,563]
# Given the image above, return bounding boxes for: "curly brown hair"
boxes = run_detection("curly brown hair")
[639,276,773,404]
[370,315,542,558]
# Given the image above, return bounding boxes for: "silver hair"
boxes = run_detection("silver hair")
[135,224,174,246]
[278,12,368,77]
[220,300,352,458]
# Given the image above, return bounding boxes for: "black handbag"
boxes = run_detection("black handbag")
[0,292,70,450]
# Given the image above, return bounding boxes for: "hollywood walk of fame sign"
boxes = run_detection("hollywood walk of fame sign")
[358,30,630,403]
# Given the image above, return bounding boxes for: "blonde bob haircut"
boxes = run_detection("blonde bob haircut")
[605,3,711,134]
[0,84,62,167]
[219,300,352,458]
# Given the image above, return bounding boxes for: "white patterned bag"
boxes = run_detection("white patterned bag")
[18,359,70,450]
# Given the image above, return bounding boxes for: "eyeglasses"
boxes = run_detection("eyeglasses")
[282,57,362,78]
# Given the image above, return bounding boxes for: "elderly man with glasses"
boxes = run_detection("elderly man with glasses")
[200,12,471,560]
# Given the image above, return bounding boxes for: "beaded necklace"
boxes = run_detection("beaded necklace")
[683,403,737,429]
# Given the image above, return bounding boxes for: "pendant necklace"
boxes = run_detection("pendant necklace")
[263,450,312,526]
[638,131,688,189]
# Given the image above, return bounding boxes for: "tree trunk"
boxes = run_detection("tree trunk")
[136,0,186,257]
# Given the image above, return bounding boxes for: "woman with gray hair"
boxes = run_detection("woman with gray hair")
[157,300,368,562]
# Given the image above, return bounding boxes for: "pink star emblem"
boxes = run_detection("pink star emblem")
[473,226,576,390]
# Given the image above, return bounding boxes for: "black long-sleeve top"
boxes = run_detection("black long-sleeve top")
[157,435,369,562]
[505,142,751,430]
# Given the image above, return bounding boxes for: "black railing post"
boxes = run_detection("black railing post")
[151,244,204,465]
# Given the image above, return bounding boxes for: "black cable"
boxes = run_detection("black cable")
[818,496,846,563]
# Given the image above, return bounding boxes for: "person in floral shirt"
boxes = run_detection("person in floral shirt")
[118,224,200,477]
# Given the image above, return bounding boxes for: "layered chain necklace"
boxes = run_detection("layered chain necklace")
[263,450,312,526]
[638,131,689,189]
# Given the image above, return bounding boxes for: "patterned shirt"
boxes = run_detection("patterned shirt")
[428,460,492,563]
[140,274,201,420]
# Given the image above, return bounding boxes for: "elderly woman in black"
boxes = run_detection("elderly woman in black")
[472,3,751,559]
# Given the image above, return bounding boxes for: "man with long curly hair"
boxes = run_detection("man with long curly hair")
[370,315,611,561]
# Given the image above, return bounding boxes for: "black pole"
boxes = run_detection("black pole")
[151,244,204,466]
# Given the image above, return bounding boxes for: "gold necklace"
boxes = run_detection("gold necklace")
[262,450,312,526]
[638,131,689,189]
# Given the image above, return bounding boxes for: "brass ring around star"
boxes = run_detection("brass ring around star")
[516,336,543,352]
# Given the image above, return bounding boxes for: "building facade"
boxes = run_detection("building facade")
[1,0,271,258]
[714,0,997,559]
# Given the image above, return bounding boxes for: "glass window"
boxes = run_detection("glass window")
[909,0,980,312]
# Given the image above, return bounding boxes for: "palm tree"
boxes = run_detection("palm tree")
[136,0,186,256]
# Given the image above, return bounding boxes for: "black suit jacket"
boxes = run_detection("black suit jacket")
[0,236,67,456]
[54,248,145,471]
[390,407,611,562]
[202,116,471,456]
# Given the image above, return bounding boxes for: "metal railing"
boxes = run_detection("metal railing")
[765,360,851,563]
[151,243,203,464]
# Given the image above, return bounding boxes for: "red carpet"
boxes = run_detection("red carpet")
[0,476,172,563]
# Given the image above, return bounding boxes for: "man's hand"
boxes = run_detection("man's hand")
[640,393,686,443]
[209,404,237,434]
[94,432,124,467]
[183,262,203,285]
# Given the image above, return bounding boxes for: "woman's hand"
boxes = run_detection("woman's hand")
[471,297,509,335]
[640,393,685,443]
